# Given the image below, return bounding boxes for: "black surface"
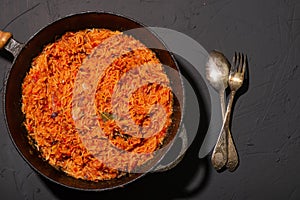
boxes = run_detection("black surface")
[0,0,300,200]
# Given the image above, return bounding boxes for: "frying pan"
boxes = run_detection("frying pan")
[0,12,184,190]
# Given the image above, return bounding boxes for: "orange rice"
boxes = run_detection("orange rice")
[21,28,173,181]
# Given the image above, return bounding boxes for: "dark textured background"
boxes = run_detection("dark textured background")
[0,0,300,199]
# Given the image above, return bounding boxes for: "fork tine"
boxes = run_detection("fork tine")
[237,53,241,70]
[242,54,247,75]
[239,53,244,72]
[237,53,242,72]
[232,52,236,64]
[231,52,239,73]
[231,52,237,73]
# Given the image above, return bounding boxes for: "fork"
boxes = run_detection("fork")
[225,52,246,171]
[211,52,246,171]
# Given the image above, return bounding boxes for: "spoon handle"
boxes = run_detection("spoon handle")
[211,90,228,170]
[211,127,227,170]
[219,90,226,118]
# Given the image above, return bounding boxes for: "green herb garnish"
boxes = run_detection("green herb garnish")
[100,112,114,122]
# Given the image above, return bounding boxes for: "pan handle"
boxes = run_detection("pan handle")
[153,124,188,172]
[0,30,24,57]
[0,31,12,49]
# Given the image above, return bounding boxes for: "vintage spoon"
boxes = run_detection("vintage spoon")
[205,50,238,171]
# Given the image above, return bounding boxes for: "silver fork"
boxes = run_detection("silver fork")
[211,52,246,171]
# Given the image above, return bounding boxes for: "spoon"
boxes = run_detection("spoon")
[205,50,238,171]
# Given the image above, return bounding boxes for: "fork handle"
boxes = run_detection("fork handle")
[221,90,239,171]
[226,129,239,171]
[223,91,235,127]
[224,91,239,171]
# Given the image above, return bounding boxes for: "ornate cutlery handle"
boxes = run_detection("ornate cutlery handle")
[223,91,238,170]
[226,129,238,171]
[211,127,227,170]
[211,91,238,171]
[211,91,227,170]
